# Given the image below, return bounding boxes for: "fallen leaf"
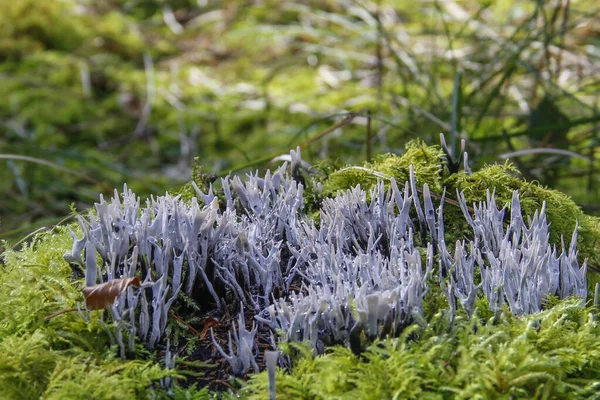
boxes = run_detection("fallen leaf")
[200,317,220,339]
[82,276,141,310]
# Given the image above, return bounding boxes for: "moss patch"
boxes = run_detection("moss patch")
[240,300,600,399]
[0,228,209,399]
[322,139,445,196]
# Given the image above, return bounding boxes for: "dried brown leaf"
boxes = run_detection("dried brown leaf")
[200,317,220,339]
[82,276,141,311]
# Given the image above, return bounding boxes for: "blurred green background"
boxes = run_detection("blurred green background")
[1,0,599,240]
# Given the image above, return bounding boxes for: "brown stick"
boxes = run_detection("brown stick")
[169,310,202,338]
[45,307,79,321]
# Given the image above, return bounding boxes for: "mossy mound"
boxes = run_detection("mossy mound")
[321,139,600,272]
[2,139,600,399]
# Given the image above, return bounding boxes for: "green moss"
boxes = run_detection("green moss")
[0,331,56,399]
[0,227,83,337]
[0,227,204,399]
[240,300,600,399]
[43,357,172,400]
[0,0,87,61]
[0,329,177,400]
[322,139,445,196]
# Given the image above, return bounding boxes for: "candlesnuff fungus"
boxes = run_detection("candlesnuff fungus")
[63,146,588,374]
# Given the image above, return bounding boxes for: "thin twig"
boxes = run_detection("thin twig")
[500,148,592,163]
[221,110,366,176]
[0,154,110,189]
[169,310,202,338]
[45,307,79,321]
[374,0,386,151]
[133,54,156,137]
[366,110,372,162]
[12,213,75,249]
[13,227,49,249]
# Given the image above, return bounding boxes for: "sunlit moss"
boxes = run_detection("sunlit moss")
[241,300,600,399]
[43,357,173,400]
[0,227,202,399]
[322,139,444,196]
[0,331,56,399]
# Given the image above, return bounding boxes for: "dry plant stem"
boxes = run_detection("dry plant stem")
[300,109,367,149]
[366,110,372,162]
[222,109,367,176]
[133,54,156,138]
[12,213,75,249]
[13,227,49,248]
[168,310,202,338]
[416,187,464,212]
[0,154,110,190]
[45,307,79,321]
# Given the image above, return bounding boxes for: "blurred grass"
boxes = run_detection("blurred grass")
[1,0,599,241]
